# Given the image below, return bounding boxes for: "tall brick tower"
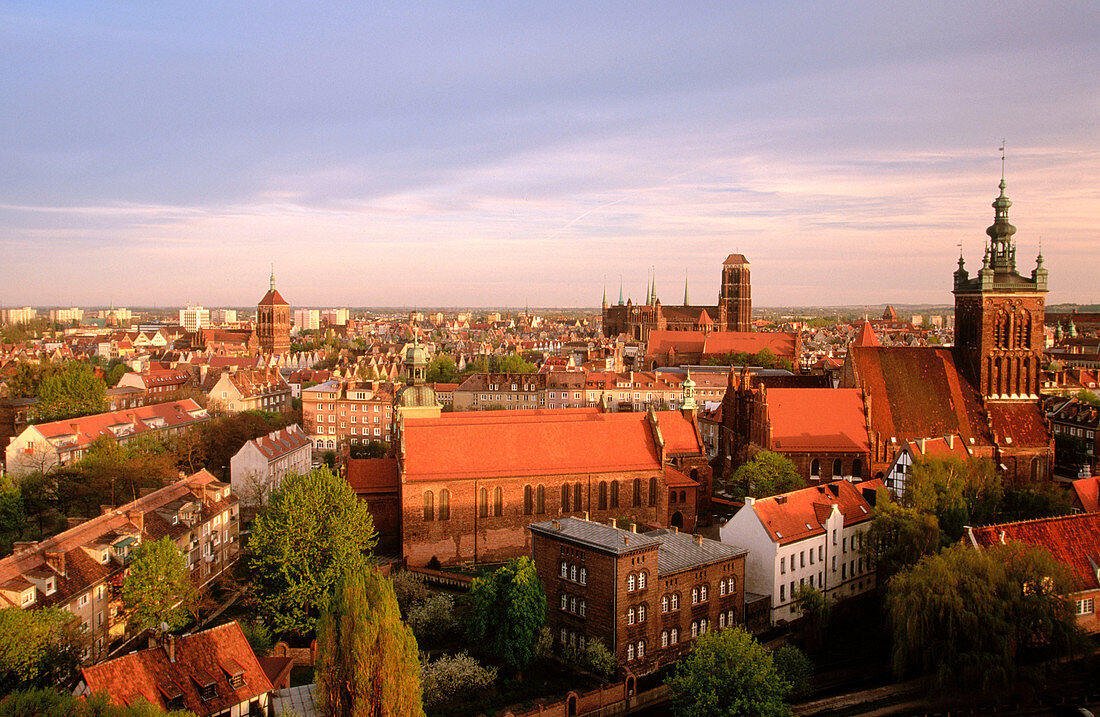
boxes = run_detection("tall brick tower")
[257,269,290,356]
[719,254,752,332]
[953,175,1048,399]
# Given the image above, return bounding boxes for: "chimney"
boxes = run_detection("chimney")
[166,633,176,663]
[551,519,561,531]
[631,523,638,533]
[609,518,617,529]
[583,511,589,521]
[44,550,66,577]
[918,437,926,453]
[126,510,144,532]
[693,534,703,546]
[743,496,755,506]
[13,541,38,554]
[100,505,114,516]
[622,535,630,545]
[947,434,955,449]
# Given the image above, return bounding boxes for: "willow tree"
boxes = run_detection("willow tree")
[315,567,424,717]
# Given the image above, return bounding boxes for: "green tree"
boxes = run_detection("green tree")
[727,451,806,499]
[249,467,378,635]
[426,356,460,384]
[887,542,1080,689]
[0,607,84,692]
[753,348,777,369]
[0,476,25,555]
[122,537,195,632]
[315,567,425,717]
[467,557,547,677]
[864,490,942,580]
[792,584,830,652]
[6,362,60,399]
[996,484,1073,522]
[34,362,107,422]
[239,620,274,658]
[666,625,792,717]
[0,688,196,716]
[903,457,1002,543]
[771,645,813,701]
[489,354,536,374]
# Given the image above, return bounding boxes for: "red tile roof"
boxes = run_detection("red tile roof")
[902,435,971,462]
[402,409,672,480]
[657,410,704,455]
[664,466,699,488]
[257,289,288,307]
[987,402,1050,448]
[347,458,400,495]
[969,513,1100,592]
[81,622,272,715]
[1071,477,1100,514]
[249,425,309,460]
[27,399,208,454]
[853,321,881,347]
[646,330,798,364]
[766,388,870,453]
[747,479,881,546]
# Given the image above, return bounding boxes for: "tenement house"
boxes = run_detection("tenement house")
[530,516,747,674]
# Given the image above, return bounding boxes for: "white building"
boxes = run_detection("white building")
[321,308,349,326]
[48,307,83,324]
[719,480,880,625]
[293,309,320,331]
[211,308,238,324]
[2,307,36,325]
[230,424,311,508]
[179,304,210,332]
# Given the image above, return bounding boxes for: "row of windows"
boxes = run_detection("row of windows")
[658,579,735,613]
[810,458,863,478]
[627,604,647,624]
[560,594,587,617]
[477,487,504,517]
[560,629,587,649]
[423,490,451,521]
[625,640,646,661]
[560,562,588,584]
[627,571,648,591]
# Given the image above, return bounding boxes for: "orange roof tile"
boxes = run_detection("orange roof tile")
[1071,477,1100,514]
[748,479,881,546]
[766,388,869,453]
[969,513,1100,592]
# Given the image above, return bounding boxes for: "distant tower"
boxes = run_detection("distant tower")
[719,254,752,332]
[953,174,1047,399]
[257,269,290,355]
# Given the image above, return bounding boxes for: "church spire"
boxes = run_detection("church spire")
[986,142,1017,272]
[618,275,624,306]
[269,264,276,292]
[684,270,690,306]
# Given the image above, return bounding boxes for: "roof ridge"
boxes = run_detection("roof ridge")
[973,512,1097,531]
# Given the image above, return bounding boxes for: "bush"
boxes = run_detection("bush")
[772,645,814,701]
[583,639,616,681]
[391,571,430,615]
[239,620,274,658]
[407,593,456,644]
[420,652,498,709]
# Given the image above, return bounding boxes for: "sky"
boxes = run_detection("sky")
[2,2,1098,309]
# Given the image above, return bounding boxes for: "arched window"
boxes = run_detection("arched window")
[648,477,657,507]
[810,459,820,478]
[671,627,678,644]
[638,604,646,622]
[679,490,686,503]
[560,594,568,610]
[574,483,583,511]
[728,575,736,593]
[493,487,503,516]
[700,584,708,601]
[691,621,698,638]
[670,491,677,505]
[628,607,636,625]
[478,488,488,518]
[661,595,669,613]
[852,458,863,479]
[438,489,450,520]
[610,481,619,509]
[700,618,708,635]
[598,482,608,510]
[691,587,699,604]
[560,562,568,578]
[632,478,641,507]
[671,593,679,610]
[833,458,842,477]
[627,643,635,661]
[561,484,570,512]
[570,564,577,581]
[719,612,726,629]
[636,640,645,658]
[536,484,546,514]
[638,571,647,589]
[628,574,636,591]
[423,491,435,521]
[524,485,533,515]
[1031,456,1042,481]
[661,630,669,648]
[728,609,735,625]
[579,567,587,584]
[720,579,727,596]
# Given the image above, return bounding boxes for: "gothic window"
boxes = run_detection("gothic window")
[632,478,641,507]
[536,485,546,514]
[493,487,503,516]
[423,491,434,521]
[648,477,657,507]
[598,482,608,510]
[628,574,636,591]
[671,593,679,610]
[574,483,583,511]
[638,571,647,589]
[852,459,863,479]
[661,595,669,613]
[478,488,488,518]
[670,491,677,505]
[561,484,570,512]
[832,458,842,477]
[438,490,450,521]
[810,459,820,478]
[524,485,533,515]
[610,482,620,509]
[680,490,686,503]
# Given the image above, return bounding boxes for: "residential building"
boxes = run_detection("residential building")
[398,406,712,567]
[1070,475,1100,513]
[1046,397,1099,476]
[452,373,549,411]
[49,307,84,324]
[720,481,880,625]
[117,369,192,400]
[210,308,238,324]
[78,622,273,716]
[321,308,349,326]
[0,470,239,663]
[179,305,211,333]
[292,309,320,331]
[530,516,747,675]
[208,369,291,415]
[967,513,1100,634]
[256,271,290,356]
[302,379,395,452]
[1,307,36,325]
[644,329,801,372]
[230,425,312,509]
[5,399,210,477]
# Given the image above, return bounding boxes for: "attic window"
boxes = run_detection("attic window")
[805,523,812,530]
[775,531,782,538]
[859,505,868,513]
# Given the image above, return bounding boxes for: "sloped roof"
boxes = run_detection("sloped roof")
[646,330,798,363]
[747,480,881,546]
[853,321,881,347]
[81,622,273,714]
[902,435,971,462]
[647,528,747,575]
[27,399,208,452]
[402,409,664,480]
[664,466,699,488]
[847,346,992,445]
[987,402,1050,448]
[1072,476,1100,514]
[723,254,749,265]
[529,516,660,555]
[347,458,400,495]
[248,425,309,461]
[657,410,704,455]
[766,388,869,453]
[969,513,1100,592]
[257,289,288,307]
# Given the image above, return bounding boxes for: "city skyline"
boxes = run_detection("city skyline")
[3,2,1098,307]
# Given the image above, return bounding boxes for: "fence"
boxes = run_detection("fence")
[501,675,667,717]
[404,565,474,590]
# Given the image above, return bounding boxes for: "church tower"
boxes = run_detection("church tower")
[719,254,752,332]
[953,176,1047,399]
[257,269,291,356]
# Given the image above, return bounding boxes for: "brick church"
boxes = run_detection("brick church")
[602,254,752,341]
[256,270,290,356]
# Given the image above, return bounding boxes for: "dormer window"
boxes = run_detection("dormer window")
[21,589,34,606]
[45,579,55,595]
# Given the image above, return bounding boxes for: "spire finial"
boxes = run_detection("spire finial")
[618,275,624,306]
[270,264,276,292]
[999,139,1007,194]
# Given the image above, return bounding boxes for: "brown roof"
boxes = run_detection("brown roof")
[969,513,1100,592]
[26,399,208,454]
[257,289,288,307]
[987,402,1050,448]
[347,458,400,495]
[81,622,273,715]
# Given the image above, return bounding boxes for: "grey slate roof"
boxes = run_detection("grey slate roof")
[529,517,660,554]
[645,529,748,576]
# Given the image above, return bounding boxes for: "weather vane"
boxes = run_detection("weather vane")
[1000,139,1006,181]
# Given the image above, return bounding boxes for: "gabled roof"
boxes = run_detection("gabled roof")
[987,402,1050,448]
[81,622,273,714]
[243,425,309,461]
[723,254,749,265]
[1071,476,1100,514]
[347,458,400,495]
[900,435,971,462]
[402,408,680,480]
[746,480,881,546]
[969,513,1100,592]
[24,399,208,453]
[257,289,288,307]
[766,388,869,453]
[853,321,881,347]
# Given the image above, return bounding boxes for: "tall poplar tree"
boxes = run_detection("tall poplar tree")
[315,567,425,717]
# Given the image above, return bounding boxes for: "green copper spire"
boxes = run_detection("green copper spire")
[618,275,624,306]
